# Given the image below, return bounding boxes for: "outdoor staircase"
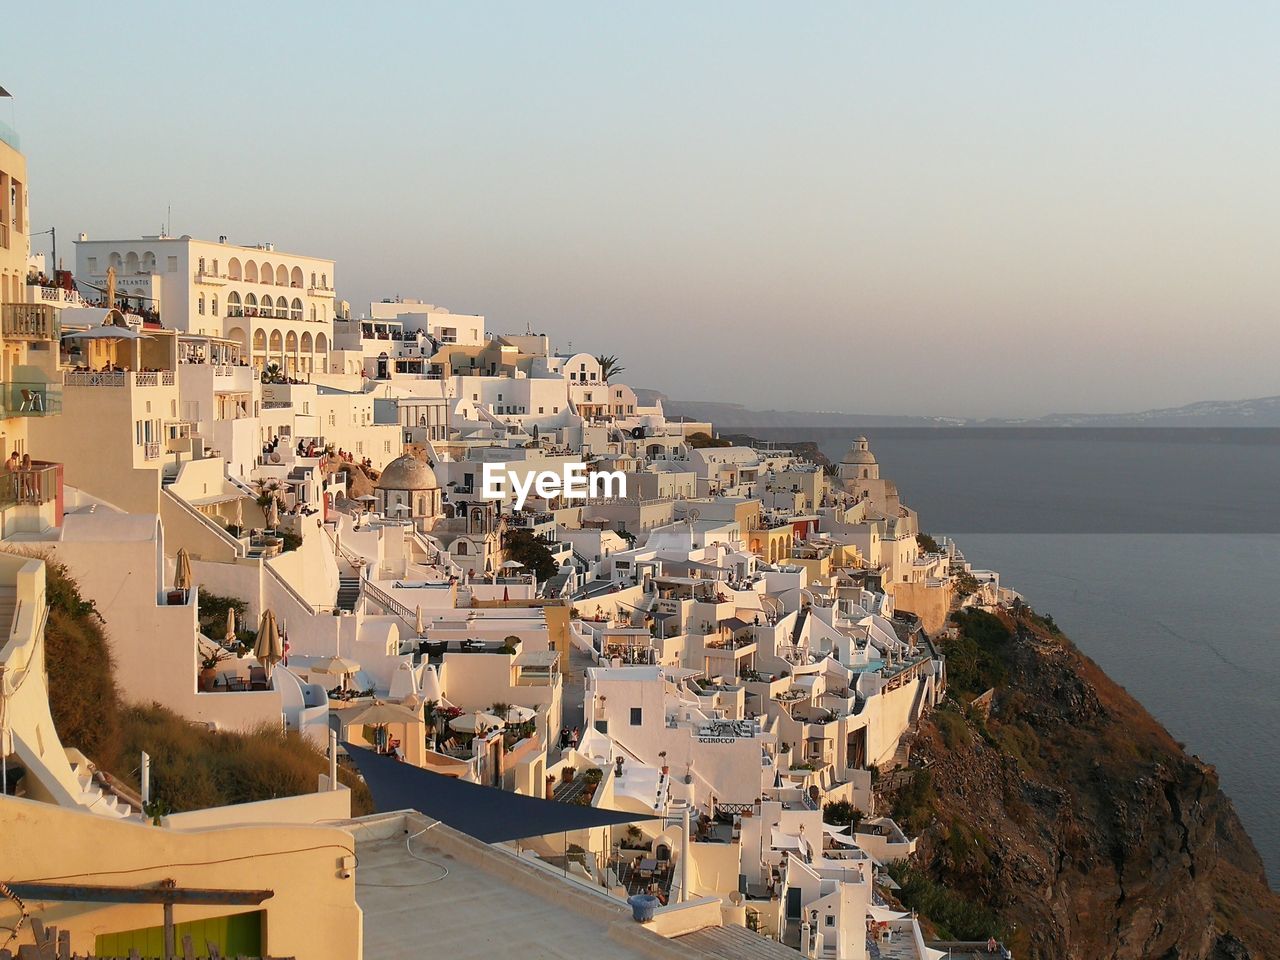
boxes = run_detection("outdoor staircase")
[68,758,133,819]
[336,576,361,612]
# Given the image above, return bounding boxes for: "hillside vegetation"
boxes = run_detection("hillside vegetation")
[39,556,371,815]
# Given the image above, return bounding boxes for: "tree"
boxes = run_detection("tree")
[596,354,625,382]
[687,431,732,449]
[917,532,940,554]
[502,528,560,582]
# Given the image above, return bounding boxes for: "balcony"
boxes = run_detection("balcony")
[0,462,62,509]
[1,303,60,341]
[64,370,175,388]
[143,441,161,460]
[194,270,227,286]
[307,285,334,296]
[2,381,62,418]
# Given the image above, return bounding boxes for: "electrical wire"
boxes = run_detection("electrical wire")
[355,820,450,888]
[20,843,355,883]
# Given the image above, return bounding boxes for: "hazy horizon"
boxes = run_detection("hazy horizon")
[7,3,1278,418]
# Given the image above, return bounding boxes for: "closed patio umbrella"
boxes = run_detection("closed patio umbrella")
[254,609,283,678]
[415,605,424,637]
[174,547,193,594]
[266,497,280,529]
[225,607,237,646]
[233,497,244,531]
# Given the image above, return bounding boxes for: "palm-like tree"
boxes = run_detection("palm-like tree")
[596,354,625,382]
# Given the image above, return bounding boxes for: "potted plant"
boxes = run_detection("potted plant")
[562,766,576,783]
[199,649,232,691]
[615,756,625,778]
[659,751,669,777]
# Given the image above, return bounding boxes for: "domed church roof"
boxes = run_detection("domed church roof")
[375,454,439,491]
[842,437,877,465]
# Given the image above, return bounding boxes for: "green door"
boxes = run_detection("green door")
[95,910,262,958]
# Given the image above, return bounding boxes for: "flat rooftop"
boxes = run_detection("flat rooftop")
[349,812,740,960]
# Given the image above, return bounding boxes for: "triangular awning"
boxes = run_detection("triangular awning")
[345,744,658,843]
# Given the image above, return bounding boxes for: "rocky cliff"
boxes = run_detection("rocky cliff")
[884,608,1279,960]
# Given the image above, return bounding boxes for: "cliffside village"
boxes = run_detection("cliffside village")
[1,127,1015,959]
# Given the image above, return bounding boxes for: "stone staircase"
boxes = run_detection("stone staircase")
[68,757,134,819]
[336,576,361,612]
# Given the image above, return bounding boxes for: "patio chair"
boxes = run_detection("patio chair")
[249,666,269,690]
[20,389,43,412]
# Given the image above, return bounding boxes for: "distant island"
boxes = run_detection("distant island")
[642,391,1280,429]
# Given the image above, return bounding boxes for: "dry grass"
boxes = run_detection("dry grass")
[36,554,372,816]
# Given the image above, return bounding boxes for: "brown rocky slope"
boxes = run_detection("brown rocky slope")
[883,608,1279,960]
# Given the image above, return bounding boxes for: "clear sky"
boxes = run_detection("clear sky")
[6,3,1278,417]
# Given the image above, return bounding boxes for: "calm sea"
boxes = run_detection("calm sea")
[744,427,1280,887]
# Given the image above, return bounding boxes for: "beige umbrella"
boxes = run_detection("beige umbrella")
[225,607,237,646]
[415,605,425,637]
[174,547,193,593]
[254,609,283,678]
[450,711,505,735]
[334,530,341,556]
[348,700,421,754]
[233,497,244,531]
[347,701,422,726]
[266,496,280,529]
[312,655,360,676]
[505,704,537,723]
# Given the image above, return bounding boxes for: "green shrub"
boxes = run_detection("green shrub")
[934,708,972,750]
[887,861,1004,942]
[822,798,863,830]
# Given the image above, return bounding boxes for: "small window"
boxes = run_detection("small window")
[629,707,642,726]
[166,256,178,272]
[825,916,835,928]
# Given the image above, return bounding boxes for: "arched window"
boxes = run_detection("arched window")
[109,252,123,272]
[276,264,288,285]
[290,297,303,320]
[228,257,241,280]
[228,291,242,316]
[310,271,317,288]
[291,266,303,288]
[212,295,218,316]
[245,292,258,316]
[244,261,258,283]
[125,252,140,274]
[455,541,469,556]
[260,262,274,285]
[321,273,327,289]
[198,257,206,274]
[141,251,156,272]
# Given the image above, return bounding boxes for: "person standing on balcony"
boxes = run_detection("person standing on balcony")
[19,453,37,503]
[5,451,18,501]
